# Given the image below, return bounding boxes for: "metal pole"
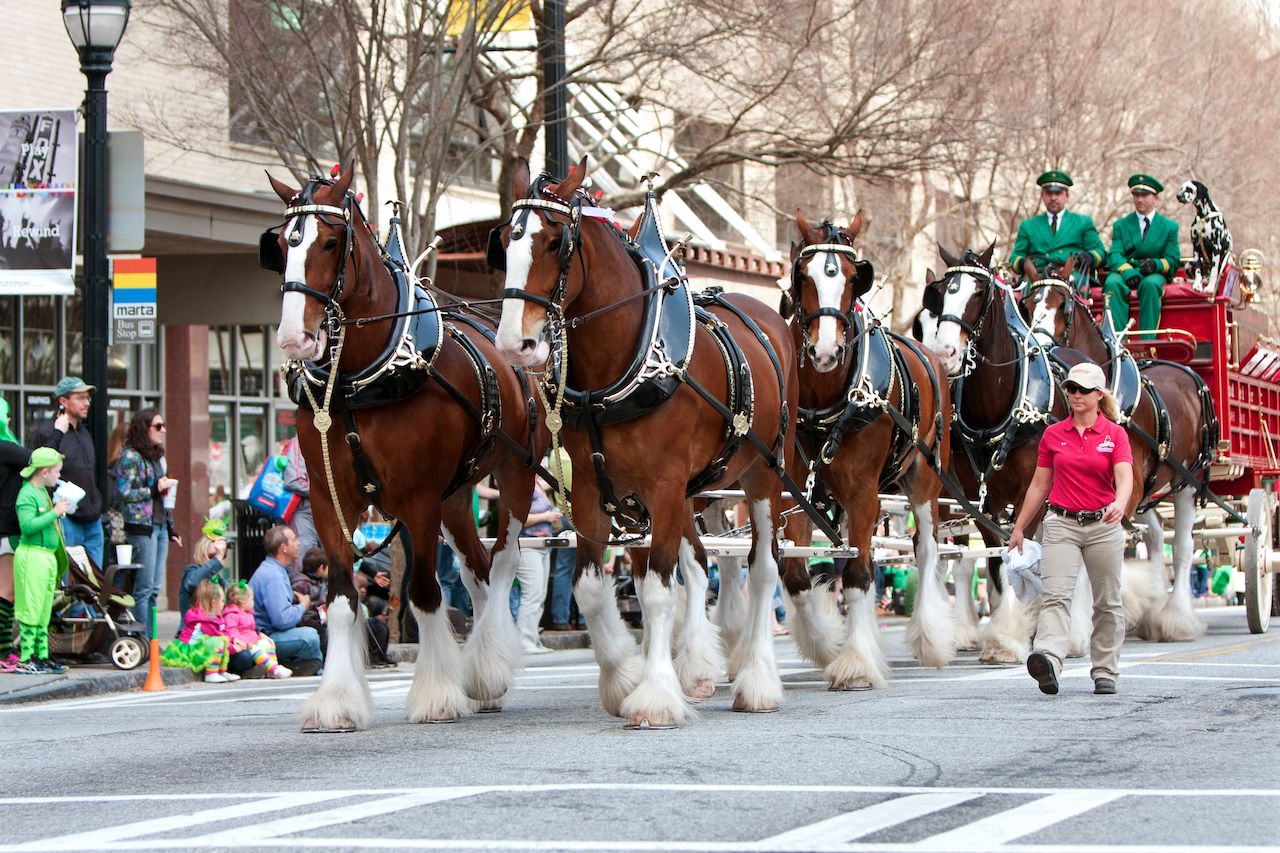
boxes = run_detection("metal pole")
[540,0,568,179]
[79,47,113,505]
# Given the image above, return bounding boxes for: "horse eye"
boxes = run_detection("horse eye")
[323,237,338,250]
[547,238,562,252]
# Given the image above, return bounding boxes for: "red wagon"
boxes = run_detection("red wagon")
[1109,251,1280,632]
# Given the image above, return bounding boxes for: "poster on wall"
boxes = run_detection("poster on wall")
[0,108,78,295]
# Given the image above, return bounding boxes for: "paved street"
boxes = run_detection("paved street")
[1,606,1277,852]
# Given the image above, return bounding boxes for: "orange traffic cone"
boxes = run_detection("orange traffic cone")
[142,606,164,692]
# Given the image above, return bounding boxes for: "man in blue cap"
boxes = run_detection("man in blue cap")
[1009,171,1106,280]
[27,376,103,567]
[1103,174,1180,335]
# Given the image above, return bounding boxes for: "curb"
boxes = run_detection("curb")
[0,666,196,706]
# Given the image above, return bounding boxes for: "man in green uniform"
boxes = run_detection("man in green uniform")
[1103,174,1180,334]
[1009,171,1106,281]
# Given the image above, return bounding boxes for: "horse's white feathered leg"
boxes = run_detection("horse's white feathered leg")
[454,520,521,711]
[620,572,691,727]
[1067,569,1092,657]
[1150,488,1206,641]
[785,584,843,669]
[674,538,723,701]
[952,558,982,651]
[826,585,890,690]
[405,603,473,723]
[575,564,642,717]
[906,502,956,669]
[732,499,784,712]
[297,594,371,731]
[980,563,1033,664]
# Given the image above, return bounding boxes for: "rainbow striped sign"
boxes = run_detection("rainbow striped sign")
[112,257,156,343]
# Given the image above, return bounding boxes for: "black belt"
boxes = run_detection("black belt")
[1048,502,1105,525]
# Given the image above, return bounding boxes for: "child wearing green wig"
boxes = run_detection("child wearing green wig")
[0,397,32,671]
[13,447,70,675]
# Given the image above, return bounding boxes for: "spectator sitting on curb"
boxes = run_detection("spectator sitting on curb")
[247,525,323,676]
[292,547,329,644]
[161,579,238,683]
[365,596,395,668]
[222,581,291,679]
[177,518,229,630]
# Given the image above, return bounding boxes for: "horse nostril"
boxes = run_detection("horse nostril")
[519,338,536,354]
[807,345,818,359]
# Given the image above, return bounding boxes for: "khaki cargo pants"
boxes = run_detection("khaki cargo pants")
[1033,513,1126,681]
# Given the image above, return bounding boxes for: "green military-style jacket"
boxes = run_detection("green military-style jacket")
[1008,210,1106,271]
[1107,211,1180,279]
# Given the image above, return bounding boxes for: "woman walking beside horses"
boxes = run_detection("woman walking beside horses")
[1009,362,1133,696]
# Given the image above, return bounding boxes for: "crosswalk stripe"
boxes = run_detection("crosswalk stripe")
[183,788,485,844]
[8,791,348,851]
[912,790,1124,850]
[757,792,982,849]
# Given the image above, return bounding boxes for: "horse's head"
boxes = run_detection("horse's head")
[261,167,360,361]
[491,157,590,367]
[920,242,996,376]
[787,210,872,372]
[1176,179,1206,206]
[1021,256,1076,345]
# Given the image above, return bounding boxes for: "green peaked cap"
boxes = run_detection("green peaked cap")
[1037,170,1073,190]
[1127,173,1163,194]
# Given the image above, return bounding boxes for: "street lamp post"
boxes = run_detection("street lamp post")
[62,0,130,504]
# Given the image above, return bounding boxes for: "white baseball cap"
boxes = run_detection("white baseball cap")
[1065,362,1106,391]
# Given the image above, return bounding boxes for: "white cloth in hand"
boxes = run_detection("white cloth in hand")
[1003,540,1043,604]
[53,479,86,516]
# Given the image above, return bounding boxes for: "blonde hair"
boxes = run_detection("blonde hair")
[193,579,225,615]
[226,582,253,610]
[192,535,219,566]
[1099,390,1119,422]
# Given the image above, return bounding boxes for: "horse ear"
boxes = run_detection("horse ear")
[267,172,298,203]
[332,159,356,197]
[851,259,875,299]
[1060,255,1075,278]
[925,268,935,285]
[938,243,959,269]
[978,241,996,267]
[795,210,813,241]
[848,210,866,240]
[513,157,531,198]
[556,156,589,198]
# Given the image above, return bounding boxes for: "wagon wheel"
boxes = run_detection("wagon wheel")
[1244,488,1274,634]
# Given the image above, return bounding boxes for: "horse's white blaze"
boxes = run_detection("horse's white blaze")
[405,603,473,723]
[905,501,956,669]
[917,310,940,350]
[733,499,784,711]
[295,594,371,731]
[932,272,978,375]
[673,537,724,696]
[277,216,320,359]
[806,254,844,369]
[574,562,642,717]
[449,516,520,707]
[620,571,691,725]
[1030,293,1059,340]
[495,215,548,363]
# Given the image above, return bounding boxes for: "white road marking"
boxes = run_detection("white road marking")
[758,792,982,849]
[913,790,1124,850]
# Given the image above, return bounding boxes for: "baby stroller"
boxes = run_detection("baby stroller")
[47,546,149,670]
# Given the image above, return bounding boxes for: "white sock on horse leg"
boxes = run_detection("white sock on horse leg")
[296,594,372,731]
[405,604,473,723]
[574,565,641,717]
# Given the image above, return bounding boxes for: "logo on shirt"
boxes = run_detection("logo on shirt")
[1097,436,1116,454]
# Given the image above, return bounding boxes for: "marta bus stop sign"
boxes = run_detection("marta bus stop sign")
[112,257,156,343]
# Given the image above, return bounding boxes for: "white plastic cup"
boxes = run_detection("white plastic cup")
[163,478,178,510]
[115,544,133,565]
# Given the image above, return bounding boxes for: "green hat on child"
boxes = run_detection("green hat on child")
[20,447,63,479]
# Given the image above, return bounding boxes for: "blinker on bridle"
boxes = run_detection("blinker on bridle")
[790,225,862,356]
[259,177,356,327]
[489,177,583,317]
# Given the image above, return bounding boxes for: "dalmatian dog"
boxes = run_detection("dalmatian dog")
[1176,180,1233,292]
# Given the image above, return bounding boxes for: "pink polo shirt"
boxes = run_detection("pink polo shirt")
[1036,414,1132,511]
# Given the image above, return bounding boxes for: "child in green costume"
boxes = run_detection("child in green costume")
[13,447,70,675]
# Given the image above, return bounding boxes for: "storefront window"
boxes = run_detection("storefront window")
[237,403,268,497]
[22,296,57,386]
[0,298,16,384]
[238,327,267,397]
[209,402,233,499]
[208,326,233,395]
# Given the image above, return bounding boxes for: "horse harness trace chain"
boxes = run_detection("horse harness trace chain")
[492,175,848,549]
[260,176,546,557]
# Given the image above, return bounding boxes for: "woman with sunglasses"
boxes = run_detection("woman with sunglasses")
[111,409,179,636]
[1009,362,1133,696]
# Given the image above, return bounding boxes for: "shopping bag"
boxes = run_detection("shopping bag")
[245,455,302,521]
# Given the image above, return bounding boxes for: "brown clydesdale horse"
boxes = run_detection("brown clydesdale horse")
[779,211,956,685]
[1022,260,1212,640]
[266,169,546,730]
[491,158,799,727]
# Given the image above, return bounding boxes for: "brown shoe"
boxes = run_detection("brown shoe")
[1026,652,1059,695]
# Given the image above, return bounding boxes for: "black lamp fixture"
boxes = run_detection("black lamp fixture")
[61,0,131,506]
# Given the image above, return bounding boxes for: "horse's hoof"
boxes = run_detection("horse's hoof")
[476,701,504,714]
[980,649,1020,666]
[732,695,780,713]
[957,643,981,653]
[828,677,873,691]
[301,717,356,734]
[408,712,460,725]
[686,678,716,702]
[624,714,677,730]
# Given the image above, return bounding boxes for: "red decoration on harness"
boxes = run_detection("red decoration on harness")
[331,163,342,177]
[356,192,364,203]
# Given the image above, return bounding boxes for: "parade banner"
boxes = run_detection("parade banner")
[0,108,78,295]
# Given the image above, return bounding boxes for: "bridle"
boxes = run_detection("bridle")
[487,175,583,322]
[790,223,861,361]
[259,177,357,342]
[1024,276,1089,348]
[923,255,1002,377]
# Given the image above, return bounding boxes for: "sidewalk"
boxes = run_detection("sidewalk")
[0,610,594,706]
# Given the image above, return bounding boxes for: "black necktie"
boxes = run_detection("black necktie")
[1140,216,1149,239]
[1051,213,1058,235]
